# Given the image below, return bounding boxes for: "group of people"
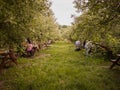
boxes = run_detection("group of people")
[75,40,93,56]
[25,38,40,57]
[17,38,39,57]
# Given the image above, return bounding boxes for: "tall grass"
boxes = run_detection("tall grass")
[0,41,120,90]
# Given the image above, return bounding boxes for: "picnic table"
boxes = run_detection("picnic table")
[110,54,120,69]
[0,50,17,68]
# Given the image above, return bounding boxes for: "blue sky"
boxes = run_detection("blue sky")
[50,0,79,25]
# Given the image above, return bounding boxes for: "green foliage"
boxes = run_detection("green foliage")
[71,0,120,56]
[0,0,60,48]
[73,0,120,25]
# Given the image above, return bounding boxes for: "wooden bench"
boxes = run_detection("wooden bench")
[0,49,18,68]
[110,54,120,69]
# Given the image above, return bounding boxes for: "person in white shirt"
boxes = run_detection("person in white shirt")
[85,41,93,56]
[75,40,81,51]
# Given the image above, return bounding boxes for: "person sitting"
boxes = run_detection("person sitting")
[85,40,93,56]
[33,41,39,51]
[75,40,81,51]
[26,41,33,57]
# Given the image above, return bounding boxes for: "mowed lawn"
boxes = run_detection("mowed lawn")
[0,41,120,90]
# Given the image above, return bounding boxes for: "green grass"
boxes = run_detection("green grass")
[0,41,120,90]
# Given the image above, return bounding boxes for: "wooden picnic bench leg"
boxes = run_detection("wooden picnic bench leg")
[11,58,18,65]
[110,58,120,69]
[8,50,18,65]
[110,63,116,69]
[0,58,17,68]
[1,58,17,68]
[0,56,8,68]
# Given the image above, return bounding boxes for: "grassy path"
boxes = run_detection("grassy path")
[0,41,120,90]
